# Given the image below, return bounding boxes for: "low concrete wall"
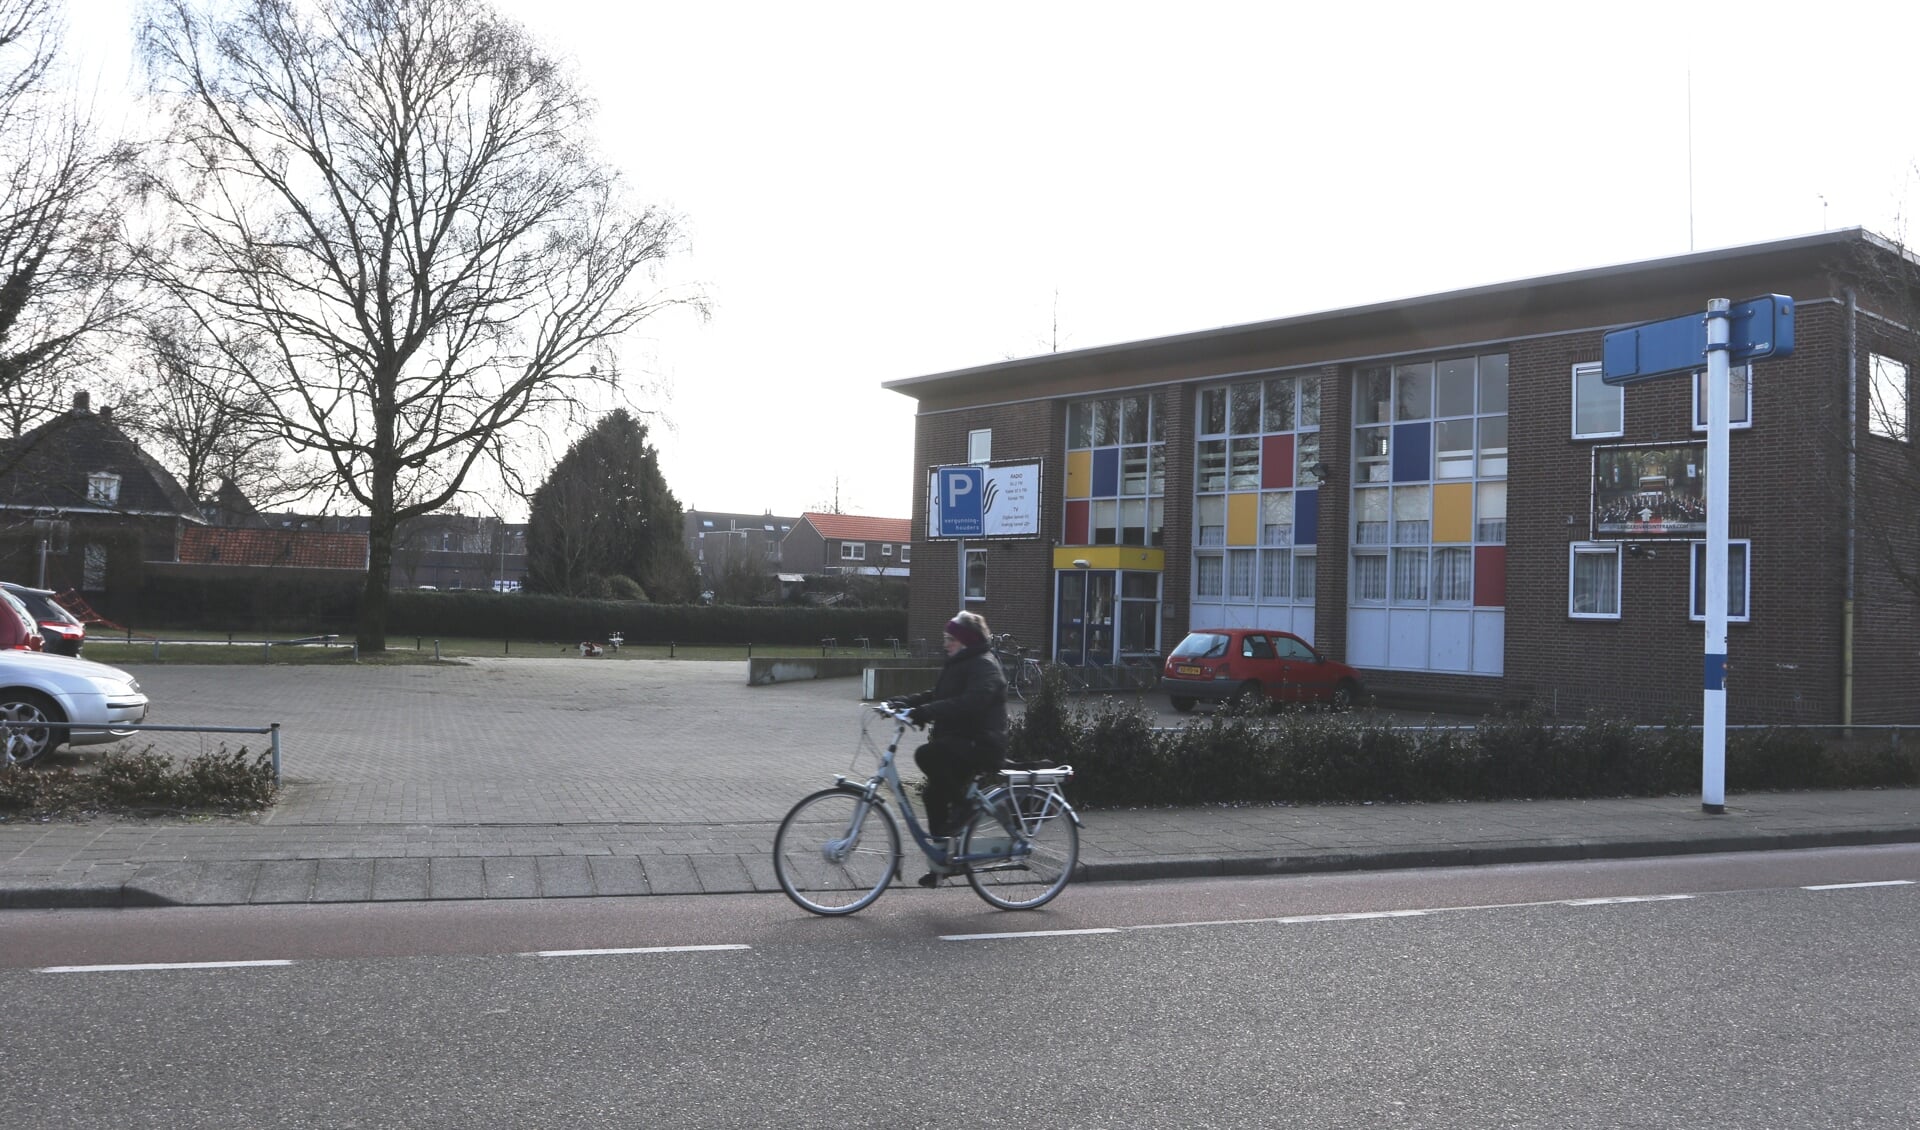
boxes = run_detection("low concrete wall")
[746,655,928,686]
[863,666,942,701]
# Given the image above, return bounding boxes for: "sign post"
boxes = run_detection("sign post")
[934,466,985,610]
[1701,299,1731,813]
[1603,295,1792,814]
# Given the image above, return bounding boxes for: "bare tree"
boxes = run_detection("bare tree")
[140,0,694,649]
[0,0,137,440]
[109,313,306,505]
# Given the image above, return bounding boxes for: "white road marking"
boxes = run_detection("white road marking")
[1802,880,1914,891]
[36,960,293,974]
[1131,909,1429,931]
[1562,895,1696,906]
[526,944,752,958]
[942,928,1121,942]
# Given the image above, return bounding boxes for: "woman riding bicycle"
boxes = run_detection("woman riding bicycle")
[889,610,1008,886]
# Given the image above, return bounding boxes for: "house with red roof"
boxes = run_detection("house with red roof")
[781,512,912,578]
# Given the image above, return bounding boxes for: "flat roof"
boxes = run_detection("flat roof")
[883,227,1904,397]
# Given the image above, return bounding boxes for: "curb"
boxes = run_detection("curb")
[1074,826,1920,884]
[6,826,1919,911]
[0,884,176,911]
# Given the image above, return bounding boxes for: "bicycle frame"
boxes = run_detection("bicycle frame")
[839,706,1078,870]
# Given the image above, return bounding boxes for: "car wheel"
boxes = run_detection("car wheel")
[1170,696,1196,713]
[1329,680,1359,712]
[1229,681,1265,713]
[0,690,64,767]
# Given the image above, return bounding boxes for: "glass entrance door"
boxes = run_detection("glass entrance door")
[1054,570,1117,666]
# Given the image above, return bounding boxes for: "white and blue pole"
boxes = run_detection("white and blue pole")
[1701,298,1731,814]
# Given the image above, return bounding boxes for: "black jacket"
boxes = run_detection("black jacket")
[900,642,1008,752]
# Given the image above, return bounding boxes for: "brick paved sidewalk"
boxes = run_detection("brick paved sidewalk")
[3,787,1917,908]
[2,658,1917,909]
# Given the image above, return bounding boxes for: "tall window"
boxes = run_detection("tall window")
[1691,364,1753,431]
[967,428,993,463]
[1689,540,1751,622]
[1869,354,1910,441]
[1193,372,1319,605]
[1350,354,1507,611]
[1572,362,1623,439]
[1569,544,1621,619]
[1066,392,1165,547]
[964,548,987,601]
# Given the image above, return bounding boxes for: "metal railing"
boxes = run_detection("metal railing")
[2,721,283,784]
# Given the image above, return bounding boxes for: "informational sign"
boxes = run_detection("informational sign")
[1591,444,1706,538]
[927,462,1041,539]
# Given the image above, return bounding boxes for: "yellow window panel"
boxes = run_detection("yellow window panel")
[1433,482,1474,542]
[1227,492,1259,546]
[1065,450,1092,499]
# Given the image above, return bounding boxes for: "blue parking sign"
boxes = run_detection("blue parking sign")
[934,466,984,537]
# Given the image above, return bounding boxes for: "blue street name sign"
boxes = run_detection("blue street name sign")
[1601,294,1794,386]
[934,466,985,537]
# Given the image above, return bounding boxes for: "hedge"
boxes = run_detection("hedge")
[1006,669,1920,808]
[385,590,907,646]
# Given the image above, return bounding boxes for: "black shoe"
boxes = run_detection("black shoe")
[917,871,942,888]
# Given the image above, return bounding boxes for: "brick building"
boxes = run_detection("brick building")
[884,229,1919,724]
[781,512,913,577]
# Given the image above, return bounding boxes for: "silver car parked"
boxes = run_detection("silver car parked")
[0,652,149,767]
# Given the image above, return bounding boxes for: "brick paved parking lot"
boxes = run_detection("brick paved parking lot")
[120,658,875,826]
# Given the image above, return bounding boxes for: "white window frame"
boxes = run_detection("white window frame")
[840,542,865,561]
[1690,364,1753,431]
[900,544,911,563]
[1868,353,1910,442]
[1572,363,1624,440]
[881,544,893,557]
[1688,539,1751,622]
[1569,543,1622,619]
[86,472,121,505]
[967,428,993,463]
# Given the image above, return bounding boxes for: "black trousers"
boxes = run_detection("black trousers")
[914,736,1004,838]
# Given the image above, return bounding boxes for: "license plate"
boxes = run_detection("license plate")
[1176,665,1202,676]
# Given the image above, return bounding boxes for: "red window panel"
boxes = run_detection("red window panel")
[1261,434,1295,489]
[1064,499,1090,544]
[1473,546,1506,608]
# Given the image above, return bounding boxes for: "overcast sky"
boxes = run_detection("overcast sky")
[74,1,1920,522]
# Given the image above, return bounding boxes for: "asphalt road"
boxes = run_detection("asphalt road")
[7,847,1918,1128]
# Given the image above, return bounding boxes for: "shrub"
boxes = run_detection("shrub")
[1031,701,1920,810]
[0,747,276,817]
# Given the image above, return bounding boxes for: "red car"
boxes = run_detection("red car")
[1160,628,1363,712]
[0,588,46,653]
[1,584,85,655]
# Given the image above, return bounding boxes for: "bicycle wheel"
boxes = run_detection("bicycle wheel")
[773,788,900,915]
[960,786,1078,911]
[1014,661,1041,701]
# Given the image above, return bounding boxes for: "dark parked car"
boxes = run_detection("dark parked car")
[1,584,84,655]
[1160,628,1364,712]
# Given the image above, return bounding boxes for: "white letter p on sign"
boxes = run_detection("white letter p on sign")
[946,475,974,508]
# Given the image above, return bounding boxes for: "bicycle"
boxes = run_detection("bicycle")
[772,704,1081,916]
[990,633,1043,701]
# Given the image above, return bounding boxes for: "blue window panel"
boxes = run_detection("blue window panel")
[1091,447,1120,497]
[1295,488,1318,545]
[1392,422,1431,483]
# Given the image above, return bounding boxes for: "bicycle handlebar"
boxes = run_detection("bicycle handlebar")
[869,702,920,726]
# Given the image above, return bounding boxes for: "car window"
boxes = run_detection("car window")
[1243,635,1276,660]
[1275,637,1315,660]
[1170,632,1230,660]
